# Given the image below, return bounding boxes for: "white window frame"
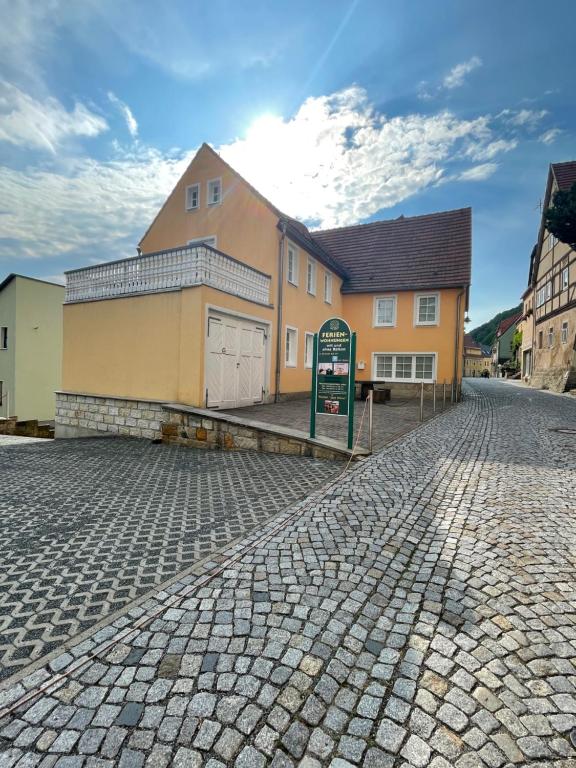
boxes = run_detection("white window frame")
[287,243,299,286]
[207,177,222,206]
[324,272,332,304]
[561,321,568,344]
[188,236,217,249]
[0,327,7,350]
[304,332,314,368]
[185,183,200,211]
[373,295,397,327]
[372,352,436,383]
[285,326,298,368]
[562,267,569,290]
[414,293,440,326]
[545,281,552,301]
[548,327,554,348]
[307,258,317,296]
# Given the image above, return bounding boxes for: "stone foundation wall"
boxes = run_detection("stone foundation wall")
[0,417,17,435]
[55,392,163,439]
[530,366,575,393]
[161,409,352,461]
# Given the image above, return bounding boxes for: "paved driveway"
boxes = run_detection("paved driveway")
[0,439,338,680]
[1,380,576,768]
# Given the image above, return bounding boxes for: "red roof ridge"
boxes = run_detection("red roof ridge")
[312,206,471,236]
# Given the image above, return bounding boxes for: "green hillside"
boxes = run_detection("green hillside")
[470,304,522,348]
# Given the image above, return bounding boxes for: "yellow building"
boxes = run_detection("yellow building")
[58,144,471,439]
[0,274,64,421]
[463,334,491,377]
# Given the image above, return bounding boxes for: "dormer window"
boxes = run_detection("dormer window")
[208,178,222,206]
[185,184,199,210]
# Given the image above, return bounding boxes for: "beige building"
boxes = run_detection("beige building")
[0,274,64,421]
[463,334,491,377]
[57,143,471,440]
[525,162,576,392]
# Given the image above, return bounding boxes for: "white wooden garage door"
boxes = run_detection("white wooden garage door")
[206,313,267,409]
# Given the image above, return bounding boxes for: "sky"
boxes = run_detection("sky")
[0,0,574,326]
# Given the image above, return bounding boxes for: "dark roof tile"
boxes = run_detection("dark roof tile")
[311,208,471,293]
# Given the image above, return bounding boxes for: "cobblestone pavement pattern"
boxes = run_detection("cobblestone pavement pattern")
[0,439,339,679]
[225,394,448,452]
[1,379,576,767]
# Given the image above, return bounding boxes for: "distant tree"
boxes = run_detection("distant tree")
[511,329,522,358]
[470,304,522,348]
[544,182,576,249]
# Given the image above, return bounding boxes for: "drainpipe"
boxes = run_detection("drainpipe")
[274,221,287,403]
[453,287,466,398]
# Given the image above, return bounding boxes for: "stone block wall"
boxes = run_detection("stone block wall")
[161,409,350,461]
[56,392,163,440]
[0,417,17,435]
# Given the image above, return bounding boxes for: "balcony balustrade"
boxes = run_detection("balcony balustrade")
[65,244,271,306]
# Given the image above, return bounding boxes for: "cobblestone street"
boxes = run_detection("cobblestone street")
[0,440,339,680]
[1,379,576,767]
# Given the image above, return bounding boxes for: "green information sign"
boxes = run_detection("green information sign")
[309,317,356,449]
[316,318,352,416]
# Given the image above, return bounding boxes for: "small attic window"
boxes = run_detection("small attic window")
[208,178,222,206]
[186,184,199,210]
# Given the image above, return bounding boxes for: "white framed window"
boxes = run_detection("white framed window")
[307,259,316,295]
[324,272,332,304]
[207,178,222,206]
[185,183,200,210]
[287,244,299,286]
[562,267,569,290]
[545,281,552,301]
[373,296,397,327]
[373,352,436,382]
[0,327,7,350]
[561,321,568,344]
[304,332,314,368]
[549,232,557,250]
[188,236,217,248]
[548,327,554,348]
[415,293,439,325]
[285,326,298,367]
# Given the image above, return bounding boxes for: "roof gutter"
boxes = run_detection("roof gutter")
[453,287,467,398]
[274,222,287,403]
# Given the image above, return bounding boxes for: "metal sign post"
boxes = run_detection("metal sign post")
[310,318,356,450]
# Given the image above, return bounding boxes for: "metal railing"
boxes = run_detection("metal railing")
[65,244,271,306]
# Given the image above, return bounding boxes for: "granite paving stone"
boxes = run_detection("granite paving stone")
[1,380,576,766]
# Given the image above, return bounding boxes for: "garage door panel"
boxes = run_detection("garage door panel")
[206,313,267,409]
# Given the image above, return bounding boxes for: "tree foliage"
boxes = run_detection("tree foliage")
[544,182,576,248]
[470,304,522,348]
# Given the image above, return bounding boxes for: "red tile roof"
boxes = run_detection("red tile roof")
[552,161,576,191]
[496,313,521,337]
[464,333,482,350]
[311,208,471,293]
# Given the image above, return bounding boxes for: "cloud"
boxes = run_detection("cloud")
[539,128,562,145]
[0,145,189,260]
[108,91,138,137]
[456,163,498,182]
[220,87,511,228]
[0,85,543,264]
[0,81,108,152]
[419,56,483,100]
[500,108,547,127]
[443,56,483,90]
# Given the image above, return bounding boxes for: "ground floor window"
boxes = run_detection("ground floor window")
[285,326,298,367]
[373,353,436,382]
[561,321,568,344]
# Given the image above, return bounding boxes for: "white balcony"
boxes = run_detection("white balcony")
[65,244,271,306]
